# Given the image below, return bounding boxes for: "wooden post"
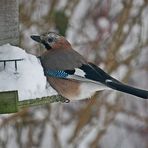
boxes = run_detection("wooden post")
[0,0,19,46]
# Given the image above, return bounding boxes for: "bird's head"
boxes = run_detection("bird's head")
[31,32,71,50]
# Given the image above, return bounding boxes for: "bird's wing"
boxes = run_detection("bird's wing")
[40,49,87,70]
[40,49,116,85]
[42,58,117,86]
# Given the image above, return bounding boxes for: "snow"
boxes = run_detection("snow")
[0,44,57,101]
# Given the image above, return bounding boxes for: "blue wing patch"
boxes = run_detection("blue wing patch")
[44,69,75,78]
[45,69,69,78]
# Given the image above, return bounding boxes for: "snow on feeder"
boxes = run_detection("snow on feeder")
[0,44,59,114]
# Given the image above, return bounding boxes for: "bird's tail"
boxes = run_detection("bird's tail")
[106,80,148,99]
[87,63,148,99]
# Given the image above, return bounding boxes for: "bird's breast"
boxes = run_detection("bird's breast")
[47,77,108,100]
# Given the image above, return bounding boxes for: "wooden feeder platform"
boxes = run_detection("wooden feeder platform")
[0,90,68,114]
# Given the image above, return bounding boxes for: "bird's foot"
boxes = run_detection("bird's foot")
[58,95,70,103]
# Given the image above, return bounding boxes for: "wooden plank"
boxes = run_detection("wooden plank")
[0,90,18,114]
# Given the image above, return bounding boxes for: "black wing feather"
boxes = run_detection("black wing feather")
[79,63,119,84]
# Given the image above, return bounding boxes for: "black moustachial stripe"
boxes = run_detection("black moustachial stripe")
[42,41,51,50]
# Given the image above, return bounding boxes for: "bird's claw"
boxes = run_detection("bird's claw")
[59,96,70,103]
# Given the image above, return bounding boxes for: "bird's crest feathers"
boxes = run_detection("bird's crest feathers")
[31,32,71,50]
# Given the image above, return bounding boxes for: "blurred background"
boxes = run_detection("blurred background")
[0,0,148,147]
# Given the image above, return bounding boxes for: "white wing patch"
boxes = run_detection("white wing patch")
[105,79,113,83]
[74,68,86,77]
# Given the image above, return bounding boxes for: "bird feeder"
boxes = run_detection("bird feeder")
[0,58,68,114]
[0,58,66,114]
[0,59,23,113]
[0,0,64,114]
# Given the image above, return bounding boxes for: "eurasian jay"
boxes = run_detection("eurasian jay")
[31,32,148,101]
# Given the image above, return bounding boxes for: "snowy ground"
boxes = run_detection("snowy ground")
[0,44,57,101]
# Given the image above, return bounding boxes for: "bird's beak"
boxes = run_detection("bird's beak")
[30,35,42,43]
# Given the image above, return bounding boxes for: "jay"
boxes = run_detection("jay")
[31,32,148,101]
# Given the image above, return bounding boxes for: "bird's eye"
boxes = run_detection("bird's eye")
[48,38,54,42]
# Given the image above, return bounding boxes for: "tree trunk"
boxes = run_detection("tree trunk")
[0,0,19,46]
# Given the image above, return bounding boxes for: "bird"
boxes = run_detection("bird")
[30,32,148,102]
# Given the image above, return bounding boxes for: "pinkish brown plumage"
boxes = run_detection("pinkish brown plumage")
[51,36,72,50]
